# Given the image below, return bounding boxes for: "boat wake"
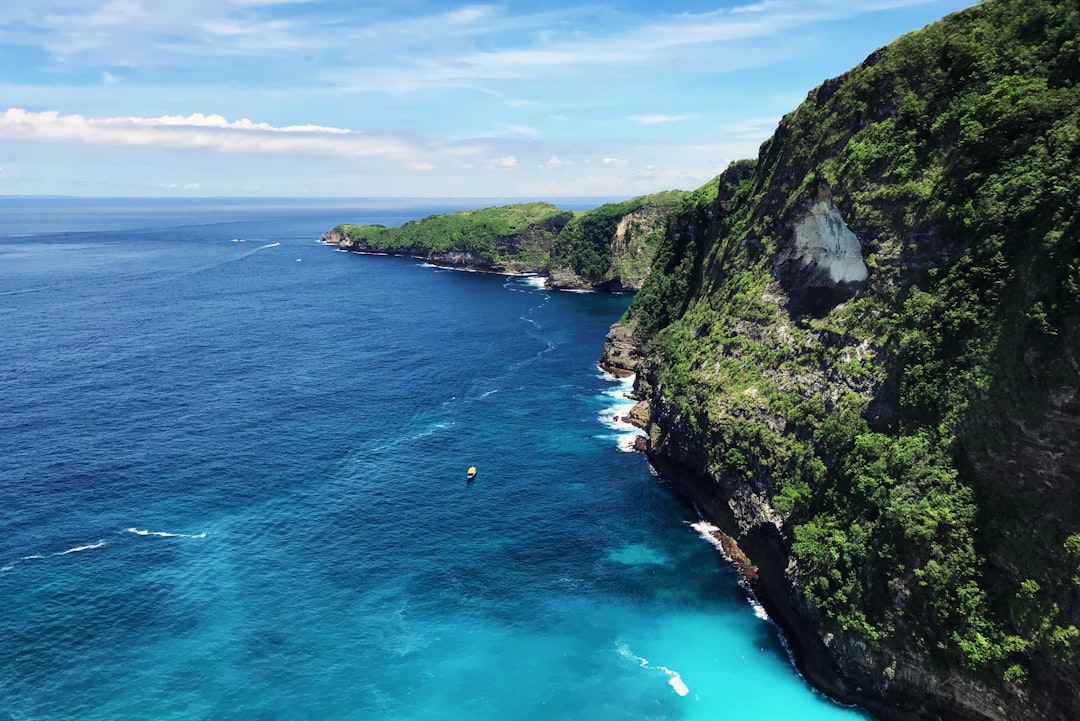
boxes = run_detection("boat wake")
[55,540,107,555]
[2,539,108,573]
[126,527,208,539]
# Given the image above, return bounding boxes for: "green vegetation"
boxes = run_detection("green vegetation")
[330,191,687,287]
[622,0,1080,703]
[550,190,687,285]
[333,202,571,266]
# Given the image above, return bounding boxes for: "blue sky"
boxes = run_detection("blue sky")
[0,0,975,198]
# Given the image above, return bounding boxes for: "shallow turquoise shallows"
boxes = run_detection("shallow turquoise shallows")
[0,199,869,721]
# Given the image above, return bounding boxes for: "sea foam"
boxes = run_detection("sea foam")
[597,372,646,451]
[691,522,783,632]
[616,642,690,697]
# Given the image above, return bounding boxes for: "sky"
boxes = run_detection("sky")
[0,0,978,198]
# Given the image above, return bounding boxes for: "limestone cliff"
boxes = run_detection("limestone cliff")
[322,192,686,291]
[602,0,1080,719]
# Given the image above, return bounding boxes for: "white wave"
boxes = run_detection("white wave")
[616,642,690,697]
[521,275,547,290]
[479,389,498,398]
[126,527,207,539]
[261,242,280,249]
[615,432,646,452]
[690,520,728,556]
[597,372,646,451]
[749,598,770,622]
[597,367,633,383]
[0,565,13,573]
[22,554,44,560]
[55,540,106,556]
[658,665,690,696]
[691,521,775,626]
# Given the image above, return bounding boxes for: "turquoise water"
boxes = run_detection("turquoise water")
[0,199,869,721]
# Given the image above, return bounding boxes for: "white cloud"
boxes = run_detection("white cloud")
[631,114,694,125]
[88,1,146,28]
[540,155,574,168]
[0,108,421,161]
[601,157,629,166]
[721,115,783,140]
[1,0,952,91]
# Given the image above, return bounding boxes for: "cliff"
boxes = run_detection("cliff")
[602,0,1080,719]
[322,193,686,291]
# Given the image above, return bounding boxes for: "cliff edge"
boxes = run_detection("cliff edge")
[322,192,686,292]
[603,0,1080,719]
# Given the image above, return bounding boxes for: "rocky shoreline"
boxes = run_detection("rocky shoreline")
[319,228,639,292]
[598,321,1038,721]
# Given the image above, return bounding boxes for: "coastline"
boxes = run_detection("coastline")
[602,374,875,716]
[609,358,1022,721]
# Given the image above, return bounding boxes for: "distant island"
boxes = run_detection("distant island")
[320,191,690,292]
[324,0,1080,719]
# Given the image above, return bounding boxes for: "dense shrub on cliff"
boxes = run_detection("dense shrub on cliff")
[332,202,571,265]
[330,191,687,289]
[550,190,687,286]
[620,0,1080,717]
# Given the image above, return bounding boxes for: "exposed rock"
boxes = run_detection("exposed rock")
[598,1,1080,718]
[546,266,593,291]
[792,197,868,285]
[623,400,651,429]
[599,319,644,377]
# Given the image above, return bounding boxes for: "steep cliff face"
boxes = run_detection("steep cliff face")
[603,1,1080,719]
[323,192,686,291]
[547,192,686,291]
[320,203,572,275]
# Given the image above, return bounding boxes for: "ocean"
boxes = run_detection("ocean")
[0,198,869,721]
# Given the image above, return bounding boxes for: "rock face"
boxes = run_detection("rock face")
[791,198,868,285]
[598,320,644,377]
[323,192,687,292]
[602,1,1080,719]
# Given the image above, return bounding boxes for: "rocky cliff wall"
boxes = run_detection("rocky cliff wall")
[603,0,1080,718]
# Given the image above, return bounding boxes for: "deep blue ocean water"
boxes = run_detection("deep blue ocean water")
[0,198,869,721]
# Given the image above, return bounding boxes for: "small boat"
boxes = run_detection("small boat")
[466,466,477,480]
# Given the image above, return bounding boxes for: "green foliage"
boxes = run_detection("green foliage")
[618,0,1080,691]
[336,202,570,264]
[335,192,687,283]
[549,190,687,282]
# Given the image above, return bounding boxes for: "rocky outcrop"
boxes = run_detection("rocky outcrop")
[621,346,1048,721]
[323,192,686,291]
[601,1,1080,719]
[545,267,593,291]
[598,319,645,377]
[319,228,544,276]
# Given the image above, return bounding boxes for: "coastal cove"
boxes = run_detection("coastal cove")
[0,199,868,721]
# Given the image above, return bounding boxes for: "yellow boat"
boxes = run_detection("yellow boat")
[466,466,477,480]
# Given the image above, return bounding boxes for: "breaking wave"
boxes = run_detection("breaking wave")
[616,642,690,697]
